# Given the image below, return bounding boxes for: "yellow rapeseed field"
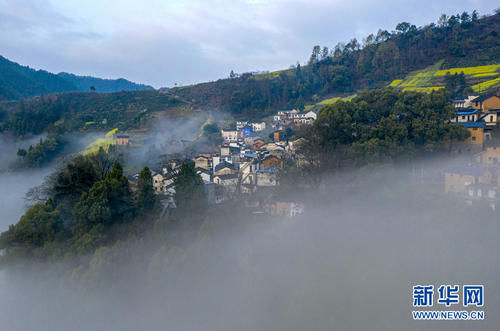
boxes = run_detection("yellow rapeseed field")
[402,87,445,93]
[83,128,118,155]
[471,77,500,93]
[472,72,499,78]
[389,79,403,87]
[434,64,500,76]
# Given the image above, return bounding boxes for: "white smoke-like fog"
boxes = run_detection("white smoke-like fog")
[0,134,53,231]
[0,158,497,331]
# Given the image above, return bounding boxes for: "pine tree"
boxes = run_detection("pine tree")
[137,166,155,212]
[173,162,206,211]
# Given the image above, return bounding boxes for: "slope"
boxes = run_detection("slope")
[58,72,153,93]
[0,55,154,101]
[168,11,500,118]
[0,55,77,101]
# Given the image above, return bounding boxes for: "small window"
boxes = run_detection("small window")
[462,115,466,120]
[472,136,476,141]
[490,115,494,122]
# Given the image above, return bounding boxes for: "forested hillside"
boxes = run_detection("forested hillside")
[1,10,498,137]
[0,56,76,101]
[58,72,153,93]
[0,90,188,136]
[0,56,153,101]
[169,11,500,117]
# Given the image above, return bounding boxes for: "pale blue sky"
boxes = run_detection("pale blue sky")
[0,0,497,87]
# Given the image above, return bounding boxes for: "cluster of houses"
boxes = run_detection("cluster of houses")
[220,108,318,143]
[221,121,267,142]
[445,146,500,211]
[446,94,500,210]
[129,130,305,217]
[272,109,317,129]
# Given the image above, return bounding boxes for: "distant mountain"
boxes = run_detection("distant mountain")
[0,55,153,101]
[0,55,76,100]
[57,72,153,93]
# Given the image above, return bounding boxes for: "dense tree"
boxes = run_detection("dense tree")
[308,45,321,65]
[168,12,500,118]
[48,155,101,216]
[173,162,206,211]
[201,121,223,146]
[307,88,469,164]
[137,166,156,212]
[16,135,66,168]
[1,90,184,136]
[0,199,63,251]
[72,162,134,248]
[444,72,469,98]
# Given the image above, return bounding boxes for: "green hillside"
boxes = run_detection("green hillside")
[169,12,500,117]
[0,56,153,101]
[0,90,190,136]
[58,72,153,93]
[0,55,77,101]
[1,10,500,137]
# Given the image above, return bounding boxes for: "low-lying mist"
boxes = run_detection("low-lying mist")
[0,159,498,331]
[0,112,214,231]
[0,134,54,231]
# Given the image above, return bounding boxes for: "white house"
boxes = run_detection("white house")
[453,96,478,109]
[297,110,317,120]
[151,173,176,195]
[221,129,239,142]
[454,109,478,123]
[236,121,248,130]
[251,122,266,131]
[152,173,165,194]
[196,168,212,184]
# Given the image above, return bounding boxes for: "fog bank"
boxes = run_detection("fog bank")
[0,160,498,331]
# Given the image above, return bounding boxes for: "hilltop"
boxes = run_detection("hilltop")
[0,55,153,101]
[57,72,153,93]
[168,11,500,117]
[0,55,75,101]
[1,10,499,137]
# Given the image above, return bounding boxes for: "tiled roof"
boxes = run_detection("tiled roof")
[215,161,234,171]
[460,122,486,128]
[456,108,479,115]
[257,167,280,173]
[471,94,496,103]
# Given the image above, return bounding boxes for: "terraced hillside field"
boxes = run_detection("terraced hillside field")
[389,62,500,93]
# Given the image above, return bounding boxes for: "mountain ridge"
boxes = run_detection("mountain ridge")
[0,55,153,101]
[57,72,153,93]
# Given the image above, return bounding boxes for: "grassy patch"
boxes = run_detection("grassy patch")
[252,69,293,80]
[318,97,340,105]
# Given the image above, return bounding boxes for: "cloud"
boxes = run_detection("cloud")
[0,0,498,87]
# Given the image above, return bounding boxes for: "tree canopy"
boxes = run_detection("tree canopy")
[307,88,469,164]
[174,162,206,212]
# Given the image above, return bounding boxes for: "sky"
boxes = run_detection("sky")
[0,0,498,88]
